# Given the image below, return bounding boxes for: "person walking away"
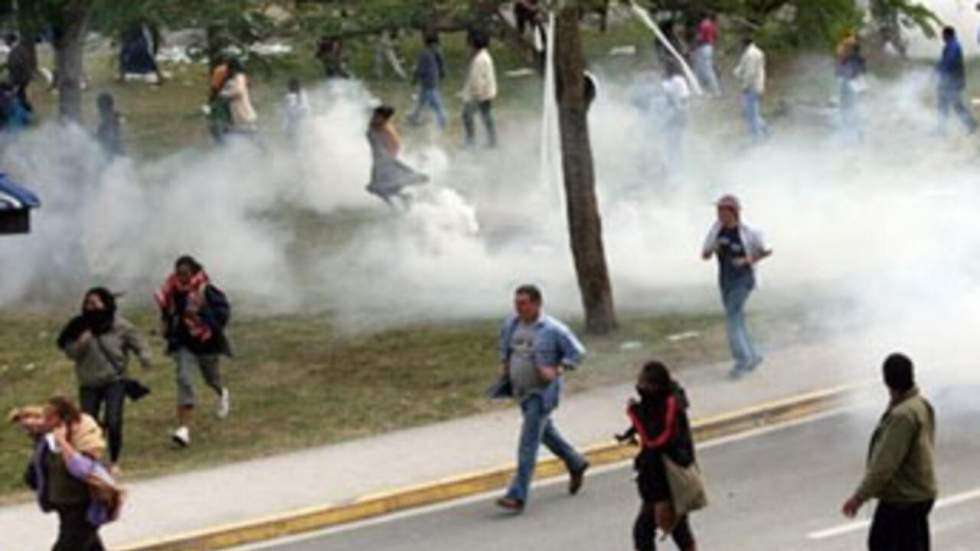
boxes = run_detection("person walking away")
[207,57,232,143]
[701,195,771,379]
[661,62,690,171]
[461,32,498,148]
[219,58,258,136]
[408,33,448,130]
[373,30,407,81]
[936,26,977,135]
[616,362,699,551]
[5,33,36,113]
[842,353,937,551]
[17,396,122,551]
[117,21,163,84]
[733,37,768,142]
[95,93,124,157]
[316,37,350,79]
[281,78,311,142]
[838,43,867,143]
[56,287,151,470]
[155,255,233,448]
[693,13,721,97]
[514,0,543,36]
[366,105,429,210]
[496,285,590,512]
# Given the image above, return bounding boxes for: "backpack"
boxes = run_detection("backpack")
[203,285,231,329]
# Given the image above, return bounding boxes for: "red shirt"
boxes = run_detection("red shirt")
[697,19,719,45]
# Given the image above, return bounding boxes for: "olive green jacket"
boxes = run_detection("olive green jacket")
[855,387,937,504]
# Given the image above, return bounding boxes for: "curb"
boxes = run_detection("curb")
[117,383,868,551]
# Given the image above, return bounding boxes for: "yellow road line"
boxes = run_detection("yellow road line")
[116,384,867,551]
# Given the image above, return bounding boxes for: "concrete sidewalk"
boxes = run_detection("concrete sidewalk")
[2,336,879,550]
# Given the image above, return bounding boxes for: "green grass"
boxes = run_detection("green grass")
[0,307,745,502]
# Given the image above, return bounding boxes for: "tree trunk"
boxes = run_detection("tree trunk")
[16,0,39,73]
[555,8,617,335]
[52,0,92,122]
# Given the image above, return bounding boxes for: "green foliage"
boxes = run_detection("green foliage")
[872,0,942,39]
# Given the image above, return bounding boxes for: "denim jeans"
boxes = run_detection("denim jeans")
[937,87,978,134]
[693,44,721,96]
[722,280,760,371]
[839,79,863,144]
[664,111,687,172]
[506,380,587,503]
[408,86,447,129]
[462,100,497,147]
[741,90,768,142]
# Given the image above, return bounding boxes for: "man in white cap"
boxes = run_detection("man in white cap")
[702,195,771,378]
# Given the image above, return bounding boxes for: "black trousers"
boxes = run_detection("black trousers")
[79,381,126,463]
[868,500,934,551]
[633,503,695,551]
[53,505,104,551]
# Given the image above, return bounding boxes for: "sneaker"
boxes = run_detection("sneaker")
[495,496,524,513]
[728,367,747,380]
[746,356,764,372]
[569,461,590,495]
[172,426,190,448]
[216,388,231,419]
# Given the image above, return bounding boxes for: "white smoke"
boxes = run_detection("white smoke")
[903,0,980,58]
[2,47,980,363]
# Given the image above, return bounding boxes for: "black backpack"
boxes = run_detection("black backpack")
[203,285,231,329]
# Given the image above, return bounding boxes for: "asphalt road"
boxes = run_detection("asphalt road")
[241,388,980,551]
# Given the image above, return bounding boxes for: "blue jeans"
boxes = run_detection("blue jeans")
[694,44,721,96]
[839,79,862,143]
[938,86,978,134]
[722,280,760,371]
[408,86,447,129]
[506,380,586,503]
[741,90,768,142]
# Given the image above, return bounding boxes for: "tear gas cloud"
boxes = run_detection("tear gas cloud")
[3,49,980,390]
[903,0,980,58]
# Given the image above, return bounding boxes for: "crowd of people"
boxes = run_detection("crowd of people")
[9,254,232,548]
[1,3,965,550]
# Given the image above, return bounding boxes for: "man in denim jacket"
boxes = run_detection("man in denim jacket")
[495,285,590,512]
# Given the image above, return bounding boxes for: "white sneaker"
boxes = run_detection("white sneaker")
[216,388,231,419]
[172,426,190,447]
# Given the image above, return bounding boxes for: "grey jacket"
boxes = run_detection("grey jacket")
[63,317,151,387]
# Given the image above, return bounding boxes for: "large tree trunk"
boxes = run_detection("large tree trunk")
[52,0,92,122]
[555,8,617,335]
[16,0,39,73]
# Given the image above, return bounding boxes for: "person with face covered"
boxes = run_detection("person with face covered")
[701,195,771,379]
[57,288,151,468]
[156,255,232,447]
[617,362,699,551]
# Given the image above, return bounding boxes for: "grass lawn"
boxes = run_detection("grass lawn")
[0,306,753,502]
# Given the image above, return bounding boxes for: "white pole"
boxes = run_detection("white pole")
[629,1,705,96]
